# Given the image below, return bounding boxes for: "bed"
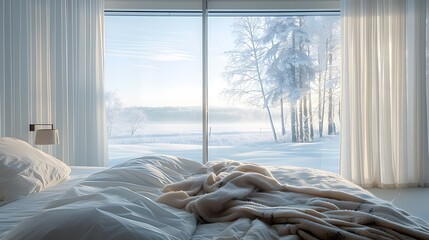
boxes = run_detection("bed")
[0,166,106,239]
[1,138,429,239]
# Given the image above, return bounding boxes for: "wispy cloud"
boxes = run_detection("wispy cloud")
[106,48,198,62]
[105,22,200,62]
[132,64,160,70]
[151,51,196,62]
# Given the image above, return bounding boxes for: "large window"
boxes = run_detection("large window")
[208,15,341,173]
[104,15,202,166]
[105,13,340,173]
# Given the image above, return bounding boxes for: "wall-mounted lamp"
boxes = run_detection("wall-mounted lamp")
[29,124,60,145]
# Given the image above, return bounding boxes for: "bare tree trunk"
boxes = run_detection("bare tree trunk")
[328,88,334,135]
[327,53,335,135]
[280,98,286,136]
[296,109,300,142]
[290,28,298,143]
[303,95,309,142]
[332,94,336,133]
[317,53,324,138]
[266,105,278,141]
[319,38,330,138]
[297,17,305,143]
[338,101,341,124]
[309,92,314,141]
[291,105,297,142]
[321,72,327,138]
[299,100,304,142]
[318,78,322,137]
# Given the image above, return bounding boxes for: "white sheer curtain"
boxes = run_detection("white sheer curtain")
[0,0,107,166]
[340,0,429,187]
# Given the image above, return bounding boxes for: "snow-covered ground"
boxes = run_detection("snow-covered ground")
[108,123,340,173]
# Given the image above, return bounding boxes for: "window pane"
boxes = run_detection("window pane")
[208,15,341,173]
[105,15,202,166]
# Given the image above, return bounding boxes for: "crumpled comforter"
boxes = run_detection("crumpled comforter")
[3,155,429,240]
[158,161,429,239]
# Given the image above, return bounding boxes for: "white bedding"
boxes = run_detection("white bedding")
[0,166,106,239]
[1,156,428,240]
[0,137,71,205]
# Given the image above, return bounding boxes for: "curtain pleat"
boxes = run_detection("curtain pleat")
[426,0,429,185]
[341,0,429,187]
[0,0,107,166]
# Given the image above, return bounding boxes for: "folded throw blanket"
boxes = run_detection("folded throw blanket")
[157,161,429,240]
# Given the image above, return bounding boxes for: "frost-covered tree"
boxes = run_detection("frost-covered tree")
[309,16,340,137]
[105,91,122,136]
[124,108,147,136]
[223,17,278,142]
[264,16,316,142]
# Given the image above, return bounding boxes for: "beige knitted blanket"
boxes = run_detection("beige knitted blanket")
[157,161,429,240]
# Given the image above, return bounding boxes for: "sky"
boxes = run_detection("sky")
[104,15,340,109]
[104,15,235,108]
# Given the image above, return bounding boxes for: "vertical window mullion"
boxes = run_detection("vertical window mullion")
[202,0,208,164]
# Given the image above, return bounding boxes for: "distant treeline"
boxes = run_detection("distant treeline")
[130,106,268,123]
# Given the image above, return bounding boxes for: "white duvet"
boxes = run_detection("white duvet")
[3,155,429,240]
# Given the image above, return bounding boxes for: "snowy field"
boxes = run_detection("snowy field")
[108,123,340,174]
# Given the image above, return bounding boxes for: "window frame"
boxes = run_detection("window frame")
[104,8,340,164]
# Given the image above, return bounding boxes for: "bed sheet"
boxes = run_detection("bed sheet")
[0,166,106,238]
[1,157,429,240]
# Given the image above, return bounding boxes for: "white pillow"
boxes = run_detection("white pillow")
[0,137,71,205]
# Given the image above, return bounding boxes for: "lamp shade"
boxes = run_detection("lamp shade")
[35,129,60,145]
